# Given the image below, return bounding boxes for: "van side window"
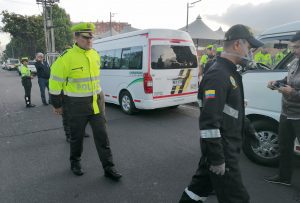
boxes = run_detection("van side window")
[120,46,143,70]
[106,50,114,69]
[100,51,107,69]
[113,49,122,69]
[129,46,143,69]
[121,48,131,69]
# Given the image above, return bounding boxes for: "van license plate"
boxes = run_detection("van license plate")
[173,79,183,86]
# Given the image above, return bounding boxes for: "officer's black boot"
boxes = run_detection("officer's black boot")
[25,96,30,107]
[104,167,122,181]
[71,161,84,176]
[179,191,204,203]
[25,96,35,108]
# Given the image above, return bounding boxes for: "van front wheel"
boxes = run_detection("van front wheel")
[120,91,137,115]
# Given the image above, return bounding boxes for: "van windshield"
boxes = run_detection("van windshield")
[151,45,198,69]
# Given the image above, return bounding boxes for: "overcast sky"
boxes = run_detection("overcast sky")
[0,0,299,50]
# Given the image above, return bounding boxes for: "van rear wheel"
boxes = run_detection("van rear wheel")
[119,91,137,115]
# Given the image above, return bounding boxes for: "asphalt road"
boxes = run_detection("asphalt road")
[1,68,300,203]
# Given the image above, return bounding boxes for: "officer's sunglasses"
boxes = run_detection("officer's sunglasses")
[80,35,93,40]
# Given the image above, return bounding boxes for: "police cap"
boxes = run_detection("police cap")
[206,44,214,50]
[224,24,264,48]
[21,57,28,62]
[71,22,95,37]
[291,31,300,42]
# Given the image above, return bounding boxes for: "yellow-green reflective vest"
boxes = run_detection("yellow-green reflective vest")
[200,54,208,65]
[254,52,272,66]
[21,65,31,77]
[49,44,101,114]
[275,51,285,64]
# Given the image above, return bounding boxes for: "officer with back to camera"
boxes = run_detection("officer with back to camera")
[49,22,122,180]
[179,24,264,203]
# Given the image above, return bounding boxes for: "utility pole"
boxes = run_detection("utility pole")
[109,12,117,36]
[186,0,201,32]
[36,0,59,64]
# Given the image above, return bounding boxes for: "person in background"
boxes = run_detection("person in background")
[35,52,50,105]
[202,47,223,75]
[179,24,263,203]
[20,57,35,108]
[254,47,272,66]
[49,22,122,180]
[198,45,215,81]
[265,31,300,186]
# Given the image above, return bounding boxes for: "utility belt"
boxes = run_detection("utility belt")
[21,76,31,80]
[63,91,102,102]
[63,91,104,116]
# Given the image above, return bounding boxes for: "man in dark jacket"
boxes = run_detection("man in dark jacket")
[179,24,263,203]
[35,52,50,105]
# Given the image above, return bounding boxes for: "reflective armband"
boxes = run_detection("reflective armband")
[200,129,221,139]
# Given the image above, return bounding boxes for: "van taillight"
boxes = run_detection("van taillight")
[143,73,153,94]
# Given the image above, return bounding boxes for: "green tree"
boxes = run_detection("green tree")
[1,5,72,59]
[1,11,44,59]
[52,5,73,52]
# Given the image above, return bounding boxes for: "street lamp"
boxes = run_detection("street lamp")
[186,0,201,32]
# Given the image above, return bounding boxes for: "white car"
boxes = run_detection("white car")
[5,58,20,71]
[27,60,37,74]
[242,21,300,166]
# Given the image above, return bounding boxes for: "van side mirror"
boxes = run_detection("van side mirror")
[274,43,288,49]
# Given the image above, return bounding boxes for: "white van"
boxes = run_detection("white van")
[242,21,300,166]
[93,29,199,114]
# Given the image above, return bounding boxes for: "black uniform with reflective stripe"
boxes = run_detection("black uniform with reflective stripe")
[198,56,245,165]
[180,56,249,203]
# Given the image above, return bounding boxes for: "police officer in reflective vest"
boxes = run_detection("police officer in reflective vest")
[179,24,264,203]
[199,45,215,79]
[49,23,122,180]
[20,57,35,108]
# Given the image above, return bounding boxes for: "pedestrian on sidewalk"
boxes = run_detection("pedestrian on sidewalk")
[49,22,122,181]
[20,57,35,108]
[35,53,50,105]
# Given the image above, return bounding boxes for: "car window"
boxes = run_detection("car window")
[28,61,35,65]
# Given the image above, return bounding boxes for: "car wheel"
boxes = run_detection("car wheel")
[243,119,279,166]
[119,91,137,115]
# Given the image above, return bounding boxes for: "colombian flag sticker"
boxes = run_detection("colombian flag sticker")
[205,90,216,99]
